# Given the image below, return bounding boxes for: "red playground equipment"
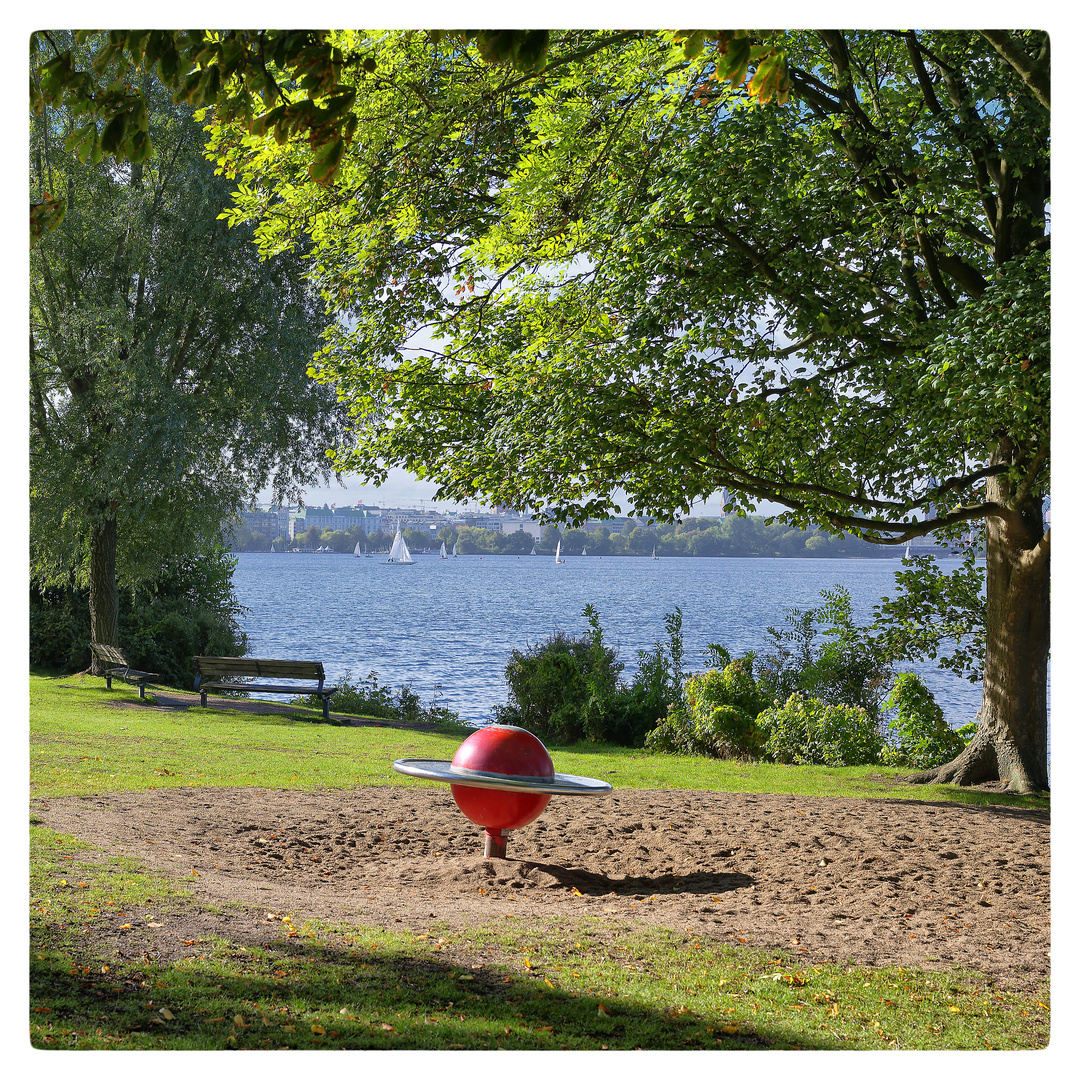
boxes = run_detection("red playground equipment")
[392,724,612,858]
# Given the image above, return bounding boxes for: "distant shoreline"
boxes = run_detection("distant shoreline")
[233,548,967,560]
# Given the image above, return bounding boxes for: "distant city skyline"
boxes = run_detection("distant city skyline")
[258,467,744,518]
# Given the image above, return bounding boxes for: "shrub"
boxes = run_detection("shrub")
[644,662,768,759]
[495,604,686,745]
[605,607,687,746]
[880,672,967,768]
[757,588,893,717]
[296,670,465,728]
[493,620,623,743]
[29,544,246,687]
[758,693,885,766]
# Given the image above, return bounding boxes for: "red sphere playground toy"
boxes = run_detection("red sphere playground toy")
[393,725,612,858]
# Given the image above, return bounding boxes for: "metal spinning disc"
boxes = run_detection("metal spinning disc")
[392,758,612,795]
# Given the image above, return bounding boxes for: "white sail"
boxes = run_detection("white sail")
[440,542,448,559]
[387,529,415,564]
[354,541,362,557]
[582,547,587,557]
[453,543,458,557]
[531,544,538,556]
[555,540,564,563]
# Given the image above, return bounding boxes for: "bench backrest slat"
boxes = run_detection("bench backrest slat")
[193,656,325,680]
[91,642,128,666]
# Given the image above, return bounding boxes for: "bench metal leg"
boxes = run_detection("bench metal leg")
[138,684,146,699]
[323,696,331,722]
[105,674,112,690]
[200,692,207,707]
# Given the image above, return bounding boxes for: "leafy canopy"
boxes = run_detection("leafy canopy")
[206,30,1047,545]
[30,35,347,594]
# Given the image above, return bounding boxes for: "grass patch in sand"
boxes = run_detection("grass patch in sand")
[29,827,1048,1050]
[30,674,1045,810]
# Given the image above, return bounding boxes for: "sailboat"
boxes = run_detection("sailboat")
[440,542,448,559]
[386,529,415,564]
[354,541,362,557]
[582,546,588,557]
[270,542,277,553]
[453,543,458,557]
[652,547,659,560]
[530,544,538,556]
[555,540,565,564]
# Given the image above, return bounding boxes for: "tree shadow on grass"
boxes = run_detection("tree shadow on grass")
[30,922,835,1051]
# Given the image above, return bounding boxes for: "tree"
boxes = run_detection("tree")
[540,524,562,552]
[209,30,1049,792]
[31,36,346,651]
[29,30,791,241]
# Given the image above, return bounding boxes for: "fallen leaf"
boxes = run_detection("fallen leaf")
[311,1023,325,1035]
[597,1003,610,1017]
[380,1023,394,1031]
[159,1008,175,1020]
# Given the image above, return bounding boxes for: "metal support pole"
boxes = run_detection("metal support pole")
[484,827,509,859]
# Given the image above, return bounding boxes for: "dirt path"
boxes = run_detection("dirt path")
[33,782,1050,992]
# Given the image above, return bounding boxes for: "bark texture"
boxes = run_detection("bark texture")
[88,512,119,663]
[908,478,1049,793]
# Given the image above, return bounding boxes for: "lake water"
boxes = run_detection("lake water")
[230,552,996,730]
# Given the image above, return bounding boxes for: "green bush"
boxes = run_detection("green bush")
[880,672,968,768]
[30,544,246,687]
[495,605,685,745]
[493,623,623,743]
[644,662,768,759]
[757,588,892,717]
[296,670,466,728]
[758,693,885,766]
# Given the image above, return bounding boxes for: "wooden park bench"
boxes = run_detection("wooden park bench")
[192,656,336,721]
[89,642,161,699]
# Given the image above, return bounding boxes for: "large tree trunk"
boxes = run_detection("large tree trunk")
[908,483,1050,794]
[88,511,119,665]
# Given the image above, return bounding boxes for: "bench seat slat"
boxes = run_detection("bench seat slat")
[197,680,332,696]
[104,666,159,682]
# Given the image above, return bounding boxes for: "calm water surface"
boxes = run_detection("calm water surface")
[231,552,995,729]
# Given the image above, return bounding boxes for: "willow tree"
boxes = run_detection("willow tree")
[30,34,347,651]
[210,30,1049,792]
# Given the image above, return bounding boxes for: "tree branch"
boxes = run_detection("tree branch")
[979,30,1050,109]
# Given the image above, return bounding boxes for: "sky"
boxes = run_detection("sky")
[260,469,741,519]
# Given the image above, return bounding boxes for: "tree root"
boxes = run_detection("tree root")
[903,730,998,787]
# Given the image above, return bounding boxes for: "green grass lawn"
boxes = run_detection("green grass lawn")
[28,672,1050,1050]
